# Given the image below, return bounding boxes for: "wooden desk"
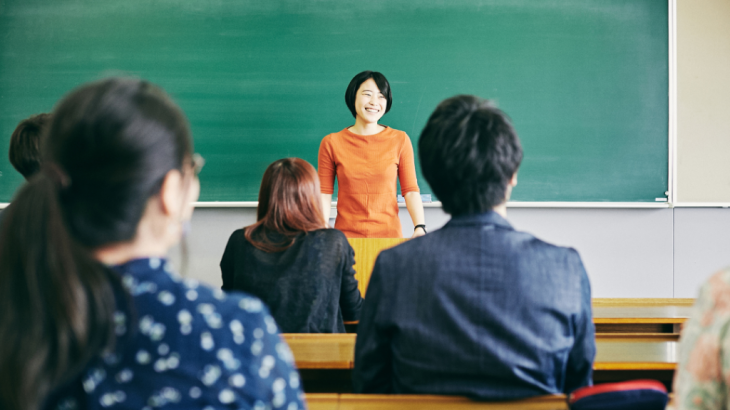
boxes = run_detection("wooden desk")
[306,393,569,410]
[593,298,694,333]
[284,333,678,392]
[283,334,678,371]
[306,394,340,410]
[345,298,695,334]
[284,334,355,369]
[594,334,678,371]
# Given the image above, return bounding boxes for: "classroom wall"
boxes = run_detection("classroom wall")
[677,0,730,202]
[171,206,729,299]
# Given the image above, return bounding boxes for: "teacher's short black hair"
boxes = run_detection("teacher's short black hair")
[344,71,393,118]
[419,95,522,216]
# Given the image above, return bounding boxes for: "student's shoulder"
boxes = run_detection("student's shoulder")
[133,275,295,389]
[228,227,246,239]
[307,228,351,249]
[311,227,348,240]
[376,234,427,264]
[225,227,251,247]
[156,272,278,340]
[508,228,583,267]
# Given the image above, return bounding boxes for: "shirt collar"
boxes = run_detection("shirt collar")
[445,210,513,230]
[110,257,170,276]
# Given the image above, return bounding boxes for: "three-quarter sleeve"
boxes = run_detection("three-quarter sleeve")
[318,135,336,194]
[339,239,363,321]
[398,134,420,196]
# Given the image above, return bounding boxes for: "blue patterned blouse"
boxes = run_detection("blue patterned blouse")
[50,258,306,410]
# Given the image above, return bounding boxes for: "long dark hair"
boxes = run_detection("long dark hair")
[0,78,192,410]
[245,158,326,252]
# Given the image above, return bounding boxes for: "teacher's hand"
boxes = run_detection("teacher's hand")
[412,226,426,238]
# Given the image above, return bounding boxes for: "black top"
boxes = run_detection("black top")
[220,228,363,333]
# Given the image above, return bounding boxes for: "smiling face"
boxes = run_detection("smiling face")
[353,78,387,125]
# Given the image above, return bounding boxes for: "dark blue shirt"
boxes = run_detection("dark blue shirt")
[353,211,595,400]
[50,258,305,410]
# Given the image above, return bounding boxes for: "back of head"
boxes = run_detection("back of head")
[48,78,192,247]
[246,158,326,252]
[418,95,523,216]
[0,78,192,410]
[9,113,51,180]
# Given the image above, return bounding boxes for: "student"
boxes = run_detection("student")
[670,269,730,410]
[1,113,50,223]
[0,78,304,410]
[318,70,426,238]
[9,113,51,180]
[221,158,362,333]
[353,95,595,399]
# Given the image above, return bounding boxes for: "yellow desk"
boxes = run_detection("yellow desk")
[348,238,407,296]
[593,299,694,333]
[283,334,678,371]
[284,334,355,369]
[285,334,678,392]
[306,393,569,410]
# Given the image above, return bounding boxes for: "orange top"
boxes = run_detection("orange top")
[318,126,420,238]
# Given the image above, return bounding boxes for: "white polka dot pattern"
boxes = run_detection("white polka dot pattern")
[50,258,304,410]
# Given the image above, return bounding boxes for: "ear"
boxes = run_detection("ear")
[509,172,518,187]
[159,169,184,218]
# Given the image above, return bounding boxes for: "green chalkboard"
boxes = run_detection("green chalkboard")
[0,0,668,203]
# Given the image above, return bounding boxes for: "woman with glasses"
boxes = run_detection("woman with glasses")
[221,158,362,333]
[0,78,304,410]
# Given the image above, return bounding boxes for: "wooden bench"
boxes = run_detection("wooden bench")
[283,334,678,392]
[305,393,570,410]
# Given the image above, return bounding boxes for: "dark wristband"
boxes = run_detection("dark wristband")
[414,224,427,233]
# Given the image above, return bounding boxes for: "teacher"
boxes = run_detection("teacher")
[318,71,426,238]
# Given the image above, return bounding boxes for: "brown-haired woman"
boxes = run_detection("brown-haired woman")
[220,158,363,333]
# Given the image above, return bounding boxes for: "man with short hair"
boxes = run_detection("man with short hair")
[9,113,50,180]
[2,113,50,222]
[353,95,595,400]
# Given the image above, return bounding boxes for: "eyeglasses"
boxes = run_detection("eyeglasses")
[191,153,205,177]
